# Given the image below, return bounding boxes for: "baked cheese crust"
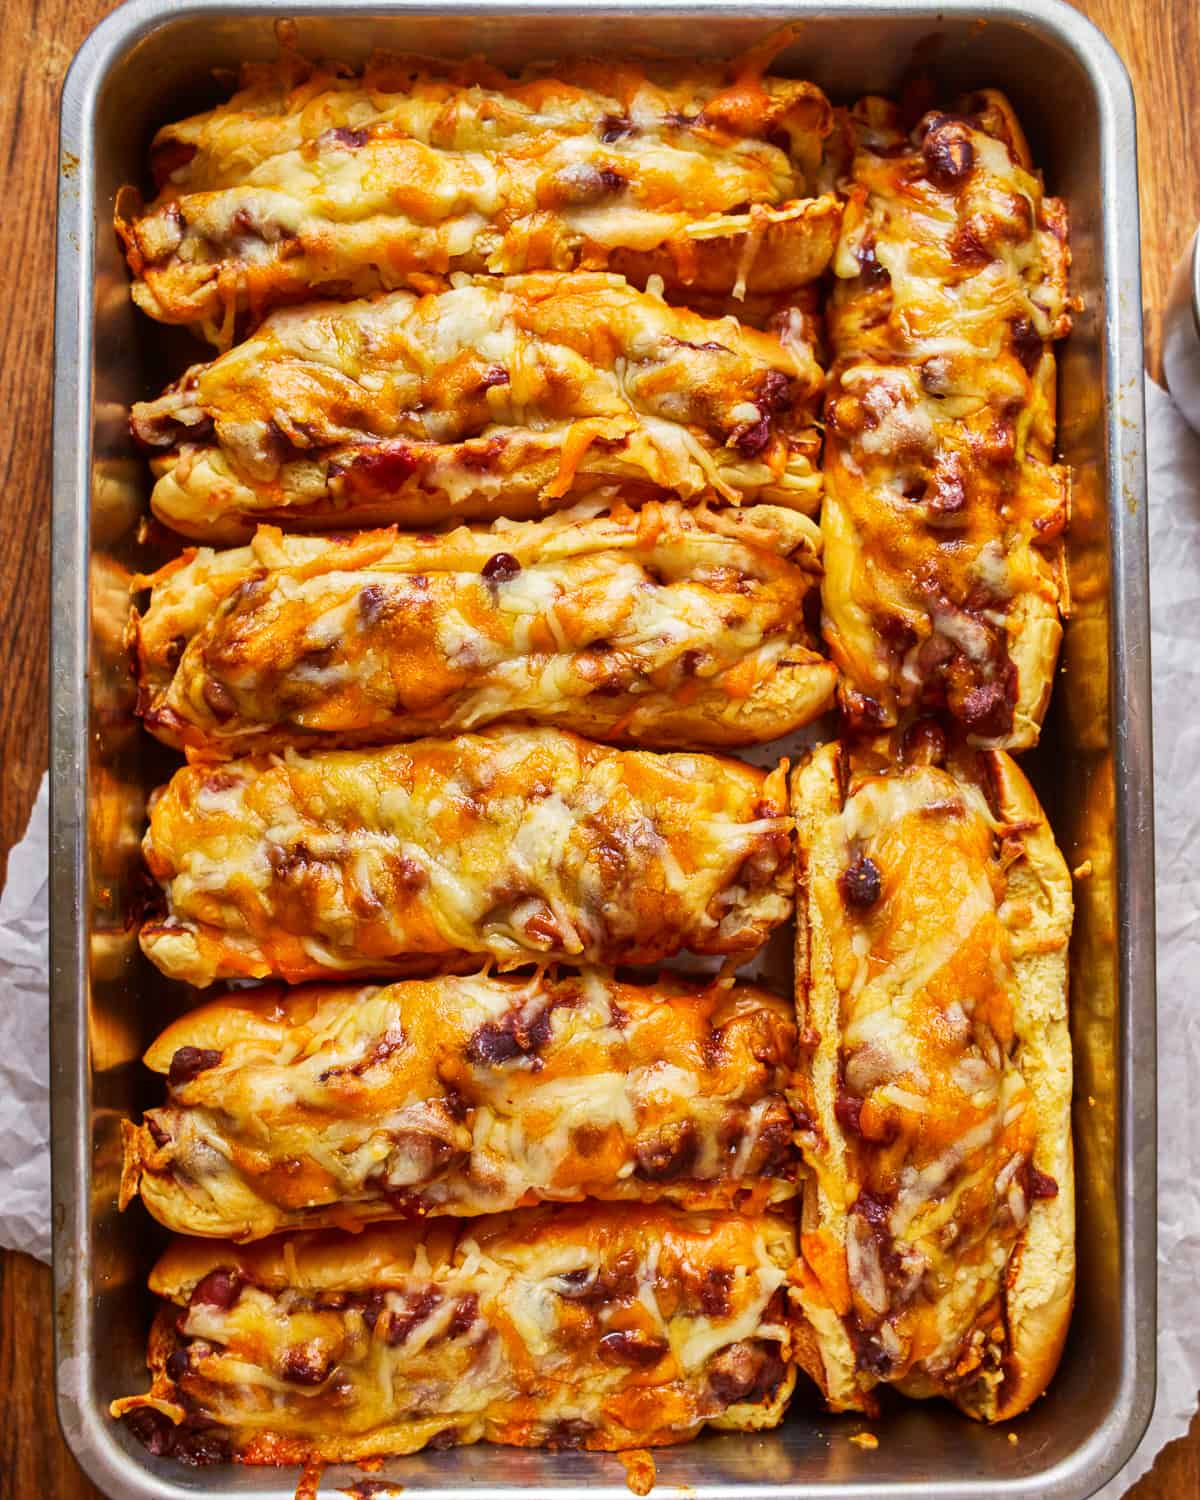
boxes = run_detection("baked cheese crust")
[116,50,840,345]
[111,52,1079,1473]
[821,92,1071,750]
[139,728,793,986]
[789,737,1074,1421]
[131,272,824,540]
[111,1205,797,1462]
[131,501,835,758]
[119,969,799,1239]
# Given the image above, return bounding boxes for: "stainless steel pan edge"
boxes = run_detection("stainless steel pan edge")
[50,2,1155,1497]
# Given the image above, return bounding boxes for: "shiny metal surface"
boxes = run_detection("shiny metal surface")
[51,3,1155,1497]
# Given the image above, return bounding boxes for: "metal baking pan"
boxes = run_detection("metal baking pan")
[50,1,1155,1496]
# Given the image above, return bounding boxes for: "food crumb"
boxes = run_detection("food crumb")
[1072,860,1093,880]
[849,1432,878,1450]
[1008,1432,1019,1445]
[618,1449,657,1495]
[296,1459,325,1500]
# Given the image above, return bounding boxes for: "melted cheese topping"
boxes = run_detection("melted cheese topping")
[117,51,840,342]
[121,970,799,1238]
[793,754,1056,1409]
[139,728,793,986]
[821,93,1070,750]
[131,272,824,541]
[132,500,833,757]
[112,1206,796,1462]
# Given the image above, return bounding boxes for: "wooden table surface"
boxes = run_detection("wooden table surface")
[1,0,1196,1493]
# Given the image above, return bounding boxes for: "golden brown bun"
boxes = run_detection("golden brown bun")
[820,89,1069,751]
[608,196,842,297]
[121,971,799,1239]
[130,503,835,757]
[138,731,795,988]
[115,1298,796,1461]
[789,740,1074,1423]
[150,1202,798,1301]
[117,1206,798,1461]
[968,750,1075,1421]
[149,1220,457,1300]
[789,743,866,1414]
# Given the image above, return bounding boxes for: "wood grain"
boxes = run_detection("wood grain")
[0,0,1194,1494]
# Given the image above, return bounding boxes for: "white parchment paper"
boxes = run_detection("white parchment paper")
[0,772,50,1261]
[1091,380,1200,1496]
[0,381,1197,1491]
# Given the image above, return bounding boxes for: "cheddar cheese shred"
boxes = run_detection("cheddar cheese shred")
[116,50,840,345]
[112,1207,797,1463]
[131,501,835,759]
[131,273,824,541]
[119,970,799,1240]
[821,92,1071,749]
[789,737,1074,1422]
[139,728,793,987]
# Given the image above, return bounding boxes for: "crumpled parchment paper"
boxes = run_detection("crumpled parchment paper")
[1091,380,1200,1496]
[0,772,49,1261]
[0,382,1196,1493]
